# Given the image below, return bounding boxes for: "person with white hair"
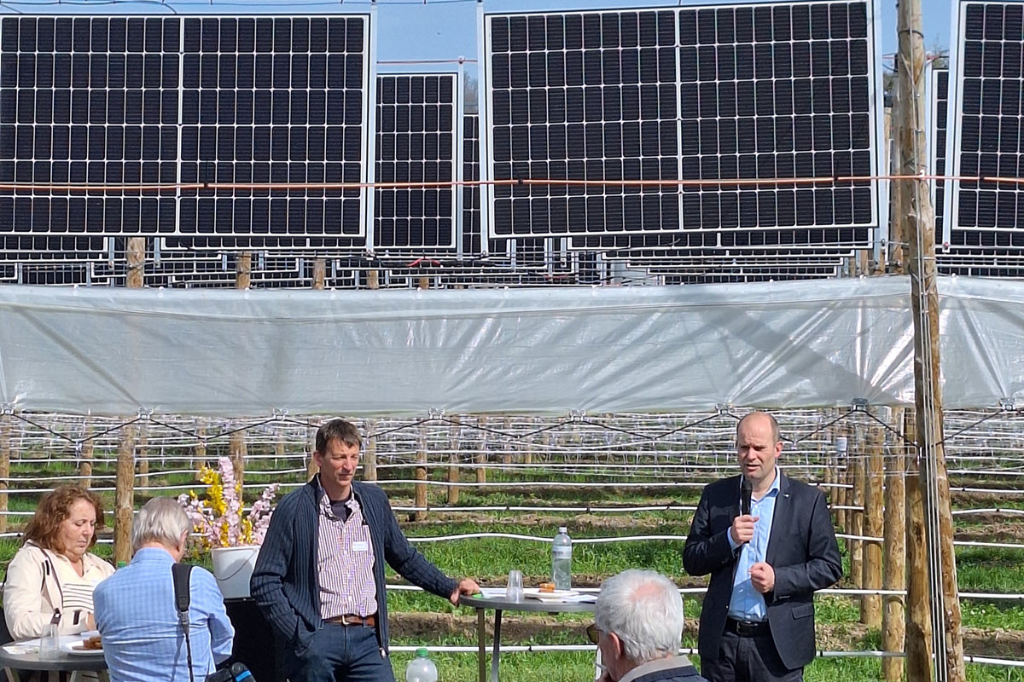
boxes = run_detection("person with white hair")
[94,497,235,682]
[587,569,708,682]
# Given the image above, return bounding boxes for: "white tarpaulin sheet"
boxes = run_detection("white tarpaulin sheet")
[0,276,1021,416]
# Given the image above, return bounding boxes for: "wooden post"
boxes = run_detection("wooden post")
[883,408,907,681]
[418,275,430,291]
[79,422,94,488]
[897,0,965,675]
[126,238,145,288]
[0,413,10,534]
[114,425,135,564]
[229,255,251,486]
[114,242,145,560]
[414,428,429,522]
[307,418,321,481]
[502,417,513,466]
[363,419,377,482]
[367,270,380,290]
[862,423,884,627]
[313,257,326,290]
[476,416,488,486]
[835,425,849,532]
[905,406,932,680]
[195,424,207,467]
[447,417,461,506]
[849,427,865,593]
[137,423,149,488]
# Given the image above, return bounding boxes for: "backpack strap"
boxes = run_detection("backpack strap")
[171,563,195,682]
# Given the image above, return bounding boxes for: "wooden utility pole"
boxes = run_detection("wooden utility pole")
[137,423,149,488]
[862,423,884,627]
[883,408,907,681]
[229,253,251,486]
[126,238,145,288]
[367,270,380,290]
[896,0,965,676]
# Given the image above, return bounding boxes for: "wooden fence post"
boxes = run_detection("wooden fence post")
[862,423,884,627]
[114,425,135,564]
[313,257,326,290]
[447,417,461,506]
[835,426,849,532]
[883,408,907,681]
[79,421,93,488]
[414,428,428,522]
[363,419,377,482]
[137,423,149,489]
[476,416,488,487]
[850,426,865,595]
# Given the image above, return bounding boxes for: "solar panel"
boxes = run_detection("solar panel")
[178,16,371,245]
[0,15,373,245]
[374,73,458,252]
[946,1,1024,248]
[482,2,883,245]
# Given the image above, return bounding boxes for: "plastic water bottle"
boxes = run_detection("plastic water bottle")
[552,526,572,591]
[406,648,438,682]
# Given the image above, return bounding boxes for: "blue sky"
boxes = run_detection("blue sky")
[372,0,954,66]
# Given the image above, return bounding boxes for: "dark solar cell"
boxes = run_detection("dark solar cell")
[930,68,949,243]
[374,73,457,250]
[484,2,879,247]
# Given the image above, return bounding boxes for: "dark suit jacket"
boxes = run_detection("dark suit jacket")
[682,473,842,670]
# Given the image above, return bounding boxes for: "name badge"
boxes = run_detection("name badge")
[352,541,369,553]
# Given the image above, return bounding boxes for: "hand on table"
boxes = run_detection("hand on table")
[450,578,481,605]
[750,562,775,593]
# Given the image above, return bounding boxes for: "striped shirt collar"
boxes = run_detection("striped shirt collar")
[315,475,358,520]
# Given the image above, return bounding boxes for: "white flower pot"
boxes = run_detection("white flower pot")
[211,545,260,599]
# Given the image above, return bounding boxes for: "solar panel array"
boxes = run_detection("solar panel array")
[929,66,949,244]
[947,1,1024,250]
[0,15,373,248]
[483,2,882,250]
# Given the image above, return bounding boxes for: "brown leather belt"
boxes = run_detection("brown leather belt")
[325,614,377,627]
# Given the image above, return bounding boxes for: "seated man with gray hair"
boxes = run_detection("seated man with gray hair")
[95,497,235,681]
[589,569,708,682]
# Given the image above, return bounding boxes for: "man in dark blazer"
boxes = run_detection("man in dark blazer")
[683,412,842,682]
[251,418,479,681]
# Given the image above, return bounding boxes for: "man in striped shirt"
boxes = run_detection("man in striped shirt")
[252,418,480,682]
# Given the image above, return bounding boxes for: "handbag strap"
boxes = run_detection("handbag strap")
[172,563,195,682]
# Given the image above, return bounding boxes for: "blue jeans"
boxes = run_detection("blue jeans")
[285,623,396,682]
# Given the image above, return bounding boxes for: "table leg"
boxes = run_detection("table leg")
[489,609,502,682]
[3,666,22,682]
[477,608,487,682]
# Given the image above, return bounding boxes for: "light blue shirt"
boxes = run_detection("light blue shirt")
[727,471,781,622]
[94,548,235,682]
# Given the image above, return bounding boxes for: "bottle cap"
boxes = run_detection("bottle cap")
[558,526,567,533]
[116,561,127,568]
[416,647,429,658]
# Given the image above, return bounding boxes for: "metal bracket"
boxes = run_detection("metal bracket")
[137,408,153,421]
[569,409,585,423]
[428,408,445,420]
[0,403,14,416]
[715,403,732,416]
[851,398,869,411]
[999,397,1018,411]
[272,408,289,419]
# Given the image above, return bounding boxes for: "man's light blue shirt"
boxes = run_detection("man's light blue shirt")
[726,471,781,622]
[94,548,235,682]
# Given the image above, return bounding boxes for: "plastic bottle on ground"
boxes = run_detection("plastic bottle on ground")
[552,526,572,591]
[406,647,438,682]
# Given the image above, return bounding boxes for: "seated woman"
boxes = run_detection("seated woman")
[4,485,115,640]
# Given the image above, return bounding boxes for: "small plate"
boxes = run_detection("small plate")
[63,642,104,656]
[522,587,579,602]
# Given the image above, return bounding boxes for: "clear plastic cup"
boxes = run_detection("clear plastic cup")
[506,569,523,602]
[38,622,60,661]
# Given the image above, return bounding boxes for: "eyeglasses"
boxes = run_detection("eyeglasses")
[586,623,601,645]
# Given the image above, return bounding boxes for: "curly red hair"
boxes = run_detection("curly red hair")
[22,485,105,553]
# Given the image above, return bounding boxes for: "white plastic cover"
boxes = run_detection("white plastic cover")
[0,276,1020,416]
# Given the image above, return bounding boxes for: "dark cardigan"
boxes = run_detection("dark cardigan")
[251,479,457,655]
